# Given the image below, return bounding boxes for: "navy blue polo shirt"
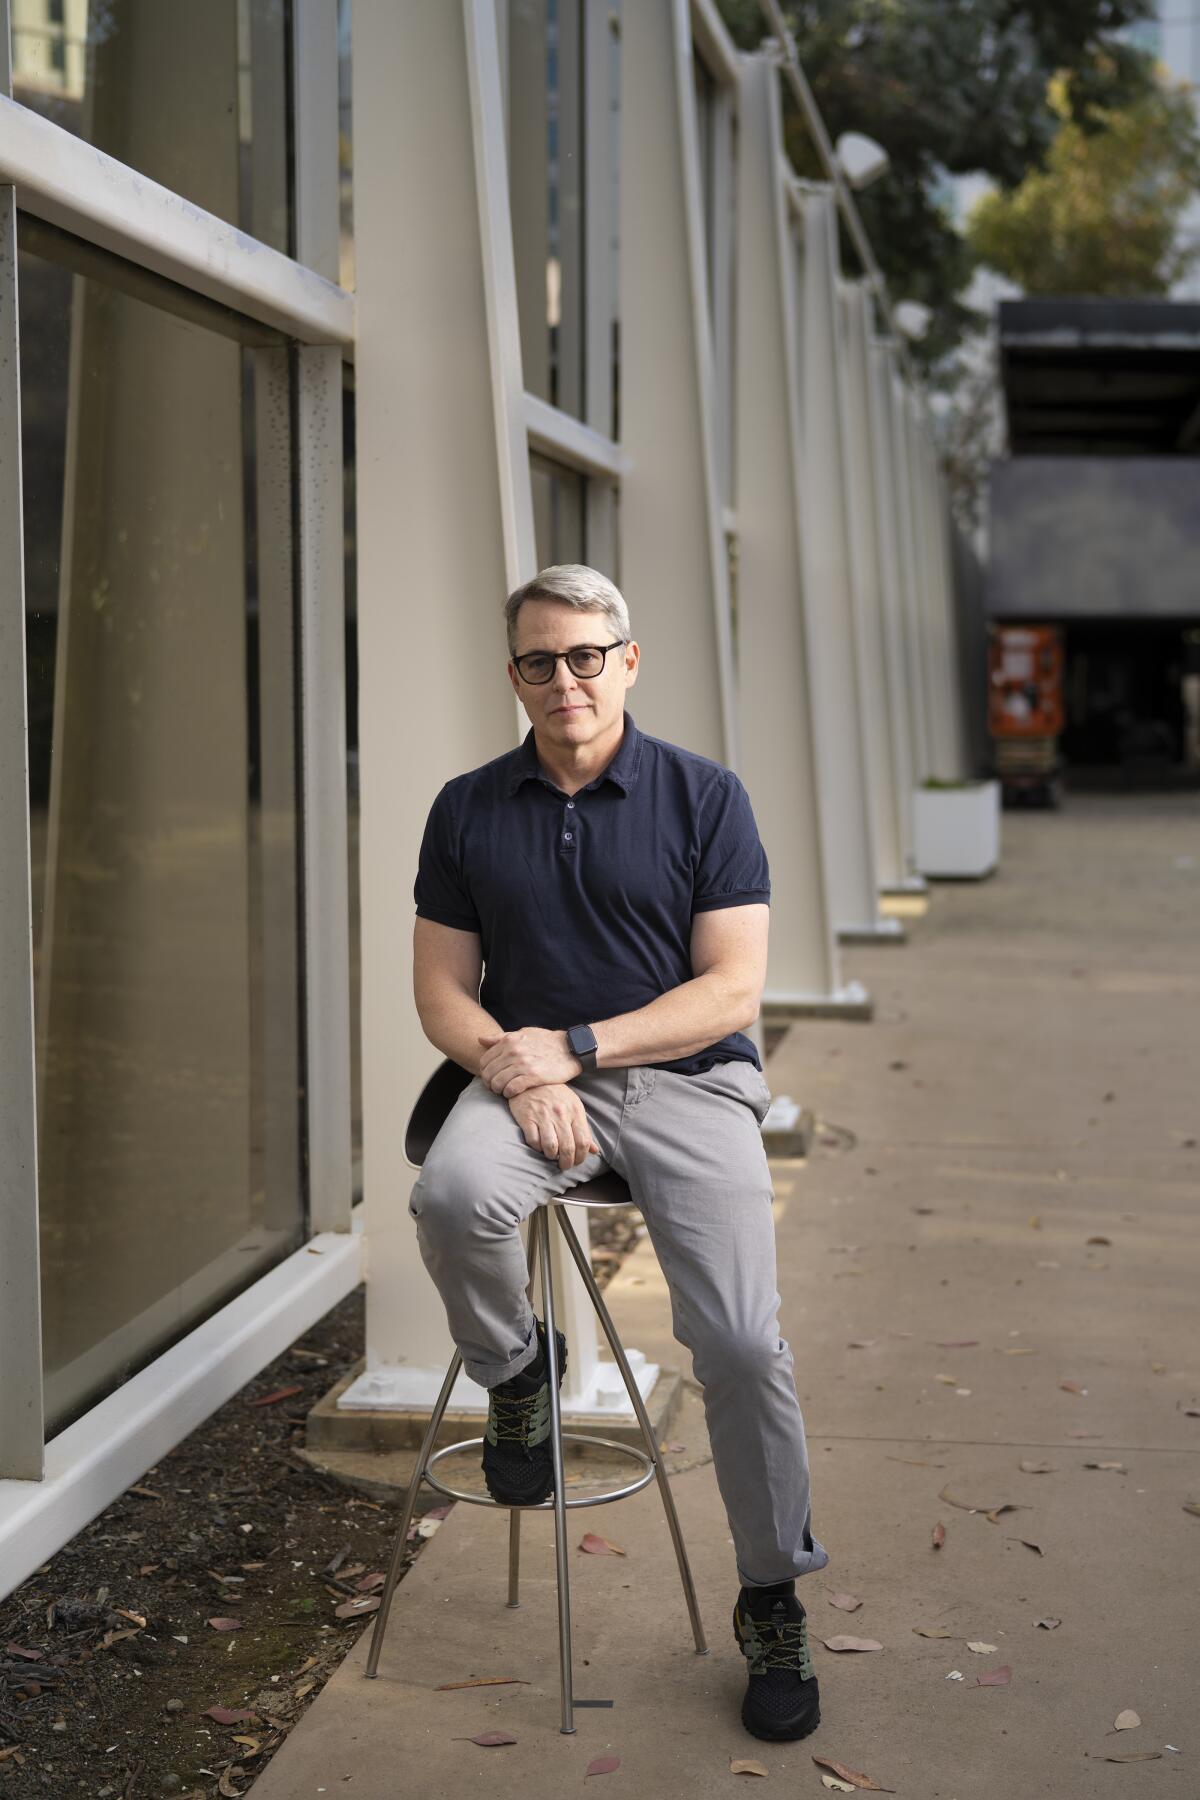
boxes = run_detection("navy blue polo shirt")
[413,711,769,1076]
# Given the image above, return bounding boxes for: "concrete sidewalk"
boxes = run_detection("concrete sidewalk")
[252,792,1199,1798]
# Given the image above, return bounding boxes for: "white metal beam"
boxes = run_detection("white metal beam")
[0,94,355,344]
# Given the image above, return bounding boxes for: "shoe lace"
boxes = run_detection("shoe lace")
[739,1609,814,1680]
[486,1385,550,1447]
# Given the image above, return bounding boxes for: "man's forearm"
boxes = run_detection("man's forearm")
[589,971,756,1071]
[417,984,506,1079]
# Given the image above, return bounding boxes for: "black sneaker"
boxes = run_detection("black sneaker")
[480,1317,568,1507]
[733,1582,820,1741]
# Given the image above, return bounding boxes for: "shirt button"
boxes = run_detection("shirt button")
[563,831,573,841]
[567,801,575,809]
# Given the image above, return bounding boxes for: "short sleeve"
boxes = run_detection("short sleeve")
[692,772,771,914]
[414,784,481,934]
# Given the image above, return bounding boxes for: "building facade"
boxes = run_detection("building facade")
[0,0,966,1595]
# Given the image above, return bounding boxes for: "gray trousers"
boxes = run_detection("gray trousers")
[408,1059,830,1589]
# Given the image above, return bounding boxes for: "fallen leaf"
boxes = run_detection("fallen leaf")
[1028,1214,1042,1229]
[1181,1406,1200,1417]
[1114,1709,1141,1730]
[434,1677,530,1691]
[938,1485,1022,1519]
[811,1753,895,1791]
[946,1670,964,1680]
[246,1385,303,1408]
[203,1708,260,1726]
[456,1731,518,1747]
[975,1665,1012,1686]
[416,1517,442,1538]
[936,1374,959,1385]
[128,1485,164,1501]
[1019,1460,1056,1474]
[334,1597,380,1619]
[585,1756,620,1776]
[967,1642,998,1654]
[730,1759,769,1776]
[1102,1752,1162,1763]
[823,1635,883,1652]
[1006,1537,1044,1554]
[913,1626,952,1638]
[934,1339,980,1348]
[4,1645,43,1662]
[218,1769,247,1798]
[1183,1500,1200,1518]
[1087,1235,1112,1245]
[205,1618,243,1632]
[355,1573,386,1592]
[885,1456,945,1467]
[1034,1618,1061,1630]
[579,1532,626,1556]
[1002,1347,1037,1356]
[231,1736,262,1755]
[822,1778,857,1793]
[847,1340,878,1349]
[1058,1380,1088,1396]
[827,1592,863,1612]
[1083,1460,1126,1473]
[931,1521,946,1550]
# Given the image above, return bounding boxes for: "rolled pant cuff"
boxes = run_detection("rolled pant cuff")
[465,1322,540,1392]
[738,1538,831,1588]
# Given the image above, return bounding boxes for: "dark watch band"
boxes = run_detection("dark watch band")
[566,1023,598,1071]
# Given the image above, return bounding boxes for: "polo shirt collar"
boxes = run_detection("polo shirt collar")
[505,710,644,797]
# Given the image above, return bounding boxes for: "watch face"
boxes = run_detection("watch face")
[570,1025,597,1055]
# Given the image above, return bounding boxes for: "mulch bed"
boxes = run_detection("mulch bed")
[1,1226,645,1798]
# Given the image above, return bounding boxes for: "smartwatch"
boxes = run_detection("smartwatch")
[566,1023,599,1073]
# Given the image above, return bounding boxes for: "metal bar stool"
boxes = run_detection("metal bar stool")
[365,1058,708,1734]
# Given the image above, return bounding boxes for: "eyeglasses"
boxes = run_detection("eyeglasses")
[511,640,627,685]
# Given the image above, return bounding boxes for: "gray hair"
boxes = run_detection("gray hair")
[504,563,631,655]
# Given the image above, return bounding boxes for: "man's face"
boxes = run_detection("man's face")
[507,599,639,746]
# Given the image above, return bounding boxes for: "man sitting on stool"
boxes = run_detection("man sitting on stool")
[408,563,829,1743]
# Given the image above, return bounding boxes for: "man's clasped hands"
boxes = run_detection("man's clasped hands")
[477,1027,601,1173]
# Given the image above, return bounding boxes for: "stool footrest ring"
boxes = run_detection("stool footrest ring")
[423,1433,655,1509]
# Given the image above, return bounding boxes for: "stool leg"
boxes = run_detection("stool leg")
[507,1508,521,1608]
[554,1207,709,1656]
[537,1207,576,1734]
[364,1349,462,1679]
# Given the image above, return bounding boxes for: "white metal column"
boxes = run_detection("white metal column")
[796,186,896,941]
[866,333,920,879]
[734,55,864,1016]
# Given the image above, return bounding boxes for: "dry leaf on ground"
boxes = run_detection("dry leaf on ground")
[934,1339,979,1348]
[1058,1380,1088,1396]
[938,1485,1022,1520]
[913,1626,952,1638]
[585,1755,620,1776]
[1183,1500,1200,1517]
[1019,1460,1056,1474]
[827,1592,863,1612]
[218,1769,247,1798]
[823,1635,883,1653]
[822,1778,856,1793]
[1010,1538,1044,1554]
[811,1754,895,1791]
[334,1596,380,1619]
[1103,1752,1161,1763]
[885,1456,945,1467]
[203,1708,259,1726]
[730,1759,769,1776]
[1034,1618,1061,1630]
[975,1665,1012,1686]
[433,1677,529,1691]
[457,1731,518,1747]
[967,1642,998,1654]
[205,1617,243,1632]
[579,1532,626,1556]
[246,1385,303,1408]
[1114,1709,1141,1730]
[931,1521,946,1549]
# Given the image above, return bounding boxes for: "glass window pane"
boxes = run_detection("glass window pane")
[530,453,586,568]
[338,0,355,291]
[20,240,304,1437]
[509,0,585,420]
[10,0,292,256]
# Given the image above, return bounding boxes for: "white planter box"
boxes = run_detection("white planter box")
[912,780,1000,878]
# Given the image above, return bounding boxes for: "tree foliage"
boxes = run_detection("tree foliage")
[715,0,1160,361]
[966,71,1200,293]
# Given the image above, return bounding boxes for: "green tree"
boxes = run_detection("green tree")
[716,0,1159,362]
[966,71,1200,293]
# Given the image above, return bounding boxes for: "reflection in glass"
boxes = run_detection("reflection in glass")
[531,454,586,569]
[337,0,355,290]
[20,242,304,1437]
[9,0,291,256]
[509,0,585,420]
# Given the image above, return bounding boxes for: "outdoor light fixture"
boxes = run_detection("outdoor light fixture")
[834,130,890,190]
[895,299,933,340]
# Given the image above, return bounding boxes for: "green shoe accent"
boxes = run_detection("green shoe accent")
[484,1383,552,1450]
[735,1602,815,1680]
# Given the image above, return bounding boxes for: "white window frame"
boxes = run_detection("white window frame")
[0,0,356,1506]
